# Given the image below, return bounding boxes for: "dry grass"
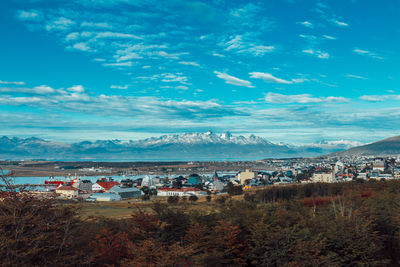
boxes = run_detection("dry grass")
[77,194,238,219]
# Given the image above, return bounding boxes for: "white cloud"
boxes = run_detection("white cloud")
[115,52,143,61]
[176,85,189,90]
[214,71,254,88]
[323,35,336,40]
[299,21,314,28]
[159,73,188,84]
[45,17,75,31]
[155,51,188,60]
[68,85,85,93]
[345,74,367,80]
[353,48,383,59]
[222,35,275,56]
[332,20,349,27]
[111,85,129,89]
[265,92,348,104]
[95,31,142,39]
[302,48,330,59]
[32,85,56,94]
[360,95,400,102]
[178,61,200,67]
[0,80,25,85]
[212,52,225,58]
[16,10,43,21]
[0,96,43,104]
[65,32,80,42]
[249,72,293,84]
[103,61,133,67]
[81,22,113,29]
[246,45,275,56]
[72,42,92,51]
[299,34,317,40]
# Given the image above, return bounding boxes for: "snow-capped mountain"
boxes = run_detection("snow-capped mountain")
[132,131,273,146]
[0,132,361,161]
[303,140,364,150]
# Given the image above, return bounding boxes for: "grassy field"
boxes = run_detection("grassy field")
[77,194,237,219]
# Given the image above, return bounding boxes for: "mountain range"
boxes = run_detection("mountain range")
[0,131,368,161]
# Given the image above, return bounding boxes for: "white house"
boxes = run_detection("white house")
[157,187,205,197]
[56,185,79,198]
[312,172,336,183]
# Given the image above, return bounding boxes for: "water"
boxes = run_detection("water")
[0,169,9,175]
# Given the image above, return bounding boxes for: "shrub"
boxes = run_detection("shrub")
[167,195,180,204]
[216,196,227,204]
[141,194,150,201]
[189,195,198,202]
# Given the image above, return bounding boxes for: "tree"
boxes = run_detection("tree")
[185,221,246,266]
[0,192,83,266]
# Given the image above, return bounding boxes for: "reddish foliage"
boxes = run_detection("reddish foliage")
[90,229,130,264]
[361,192,372,198]
[301,196,334,207]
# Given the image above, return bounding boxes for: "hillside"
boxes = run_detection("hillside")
[333,135,400,156]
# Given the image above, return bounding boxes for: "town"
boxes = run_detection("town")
[2,155,400,201]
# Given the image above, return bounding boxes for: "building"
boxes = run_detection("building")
[56,185,79,198]
[141,175,156,188]
[72,178,93,191]
[92,181,120,192]
[157,187,206,197]
[107,185,142,199]
[185,174,202,186]
[89,193,121,202]
[334,161,345,173]
[239,169,255,184]
[373,159,385,172]
[312,172,336,183]
[205,180,225,192]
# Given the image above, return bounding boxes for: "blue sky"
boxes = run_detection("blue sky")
[0,0,399,144]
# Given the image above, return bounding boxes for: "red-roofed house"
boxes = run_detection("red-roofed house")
[92,181,120,192]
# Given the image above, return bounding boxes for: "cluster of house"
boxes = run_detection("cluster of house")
[51,157,400,201]
[54,177,142,201]
[303,157,400,183]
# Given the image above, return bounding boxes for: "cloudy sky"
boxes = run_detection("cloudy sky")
[0,0,399,144]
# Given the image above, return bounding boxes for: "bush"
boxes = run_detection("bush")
[206,195,212,202]
[167,195,180,204]
[227,182,243,195]
[189,195,198,202]
[141,194,150,201]
[216,196,227,204]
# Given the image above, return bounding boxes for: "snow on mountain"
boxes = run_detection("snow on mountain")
[0,133,364,160]
[305,140,364,150]
[132,131,273,146]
